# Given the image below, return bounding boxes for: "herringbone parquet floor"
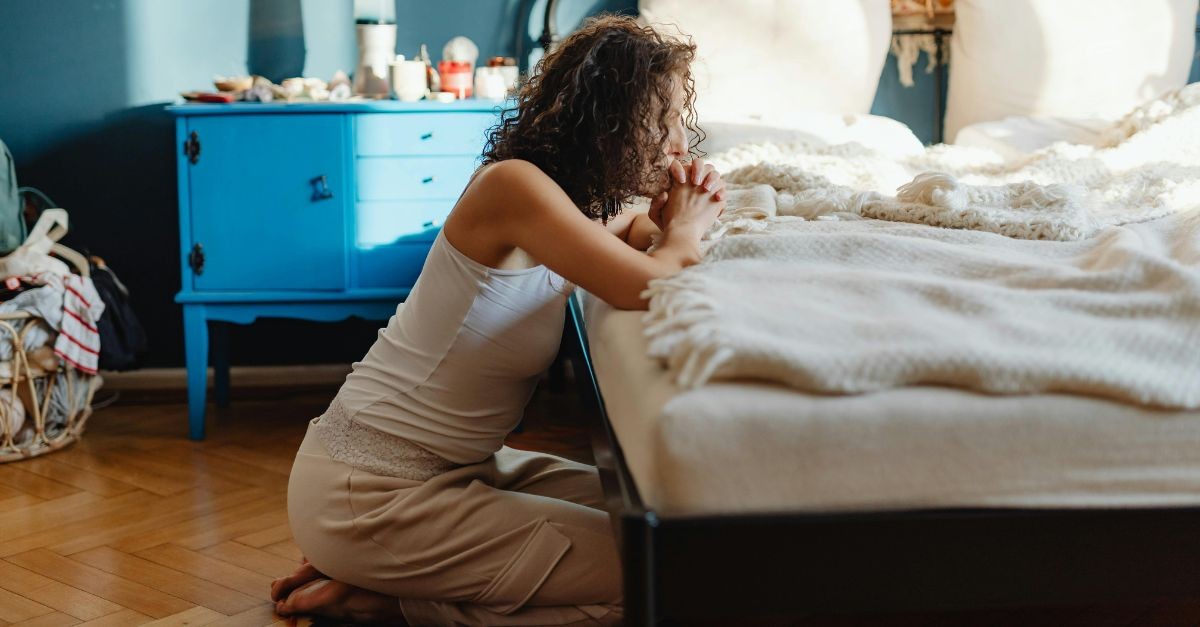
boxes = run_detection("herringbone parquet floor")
[0,382,592,627]
[4,381,1200,627]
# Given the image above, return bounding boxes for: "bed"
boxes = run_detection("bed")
[570,203,1200,622]
[567,286,1200,623]
[570,0,1200,623]
[579,293,1200,516]
[569,194,1200,623]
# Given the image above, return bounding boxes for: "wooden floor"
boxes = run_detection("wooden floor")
[2,381,1199,627]
[0,382,590,627]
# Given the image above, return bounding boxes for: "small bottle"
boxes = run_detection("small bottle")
[418,44,440,92]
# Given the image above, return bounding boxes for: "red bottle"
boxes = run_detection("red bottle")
[438,60,472,99]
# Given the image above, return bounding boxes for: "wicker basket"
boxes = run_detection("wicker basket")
[0,243,102,463]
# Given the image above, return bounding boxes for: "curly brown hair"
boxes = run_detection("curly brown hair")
[481,13,703,223]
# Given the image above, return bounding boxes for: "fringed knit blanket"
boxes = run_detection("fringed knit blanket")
[710,83,1200,241]
[643,85,1200,407]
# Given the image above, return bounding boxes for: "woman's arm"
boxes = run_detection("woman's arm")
[445,159,722,310]
[624,213,661,251]
[604,210,660,252]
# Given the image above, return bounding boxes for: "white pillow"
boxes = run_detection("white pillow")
[699,112,926,158]
[953,115,1112,159]
[638,0,892,119]
[945,0,1199,143]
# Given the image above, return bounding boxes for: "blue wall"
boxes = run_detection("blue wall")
[0,0,634,368]
[1192,9,1200,84]
[871,49,946,145]
[0,1,1194,367]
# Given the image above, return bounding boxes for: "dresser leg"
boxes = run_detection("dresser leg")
[183,305,209,440]
[212,322,231,408]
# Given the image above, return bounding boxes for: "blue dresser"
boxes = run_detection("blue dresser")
[169,101,506,439]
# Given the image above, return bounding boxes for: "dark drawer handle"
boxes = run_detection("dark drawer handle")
[420,132,434,140]
[422,176,435,184]
[310,175,334,201]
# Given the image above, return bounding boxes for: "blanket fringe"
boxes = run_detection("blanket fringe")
[641,275,732,388]
[676,342,737,389]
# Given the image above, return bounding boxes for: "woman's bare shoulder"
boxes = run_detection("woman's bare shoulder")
[470,159,557,195]
[464,160,635,237]
[457,159,575,222]
[446,159,578,266]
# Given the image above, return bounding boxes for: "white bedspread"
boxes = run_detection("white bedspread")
[644,212,1200,408]
[641,84,1200,407]
[585,293,1200,515]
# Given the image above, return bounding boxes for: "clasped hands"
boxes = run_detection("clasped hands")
[648,158,726,233]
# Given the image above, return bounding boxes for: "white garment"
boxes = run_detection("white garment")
[336,229,572,465]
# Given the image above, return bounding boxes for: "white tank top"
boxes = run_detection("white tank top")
[334,228,573,464]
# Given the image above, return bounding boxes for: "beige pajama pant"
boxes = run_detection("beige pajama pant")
[287,418,623,626]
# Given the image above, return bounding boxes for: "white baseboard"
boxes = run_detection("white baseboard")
[102,364,351,391]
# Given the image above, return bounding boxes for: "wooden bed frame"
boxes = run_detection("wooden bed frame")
[563,295,1200,625]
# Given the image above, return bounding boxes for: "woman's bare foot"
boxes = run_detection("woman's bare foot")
[275,578,408,625]
[270,559,325,602]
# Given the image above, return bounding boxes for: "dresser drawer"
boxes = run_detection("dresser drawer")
[356,200,453,246]
[357,156,478,201]
[356,113,498,156]
[355,243,434,289]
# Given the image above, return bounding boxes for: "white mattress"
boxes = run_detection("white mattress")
[582,294,1200,516]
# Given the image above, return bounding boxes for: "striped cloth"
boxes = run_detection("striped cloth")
[44,273,104,374]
